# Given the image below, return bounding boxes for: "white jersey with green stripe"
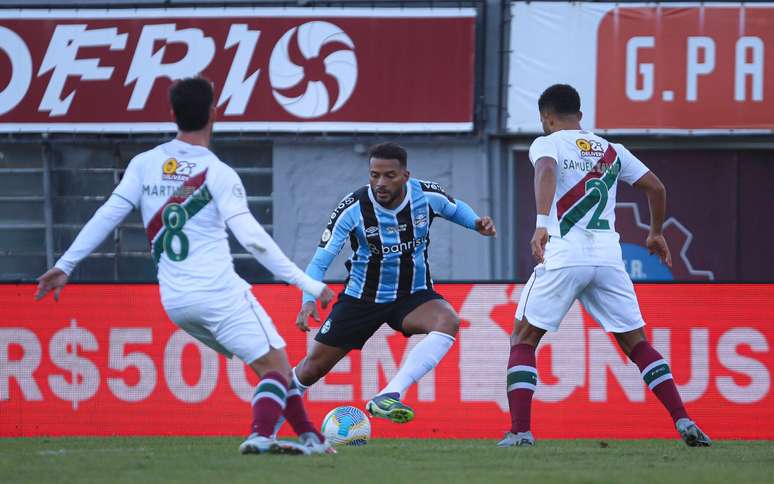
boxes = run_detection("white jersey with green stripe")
[113,139,251,308]
[528,130,649,270]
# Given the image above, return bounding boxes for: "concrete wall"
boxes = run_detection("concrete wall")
[273,139,493,281]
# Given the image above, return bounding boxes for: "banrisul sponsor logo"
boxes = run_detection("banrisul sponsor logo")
[369,235,427,256]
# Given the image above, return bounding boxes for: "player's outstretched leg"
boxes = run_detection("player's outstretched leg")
[627,339,711,447]
[367,331,455,424]
[367,299,458,424]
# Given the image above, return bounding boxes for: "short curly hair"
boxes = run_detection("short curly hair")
[368,142,407,168]
[538,84,581,115]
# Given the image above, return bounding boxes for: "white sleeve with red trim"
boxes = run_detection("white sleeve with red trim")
[54,195,134,276]
[208,163,250,222]
[613,143,650,185]
[226,212,326,297]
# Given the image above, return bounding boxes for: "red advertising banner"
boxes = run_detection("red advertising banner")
[596,6,774,130]
[507,3,774,133]
[2,283,772,439]
[0,8,475,133]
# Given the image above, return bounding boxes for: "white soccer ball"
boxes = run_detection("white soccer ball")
[321,406,371,446]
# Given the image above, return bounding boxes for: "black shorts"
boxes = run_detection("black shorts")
[314,290,445,350]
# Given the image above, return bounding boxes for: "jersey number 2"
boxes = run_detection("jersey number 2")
[584,179,610,230]
[162,203,189,261]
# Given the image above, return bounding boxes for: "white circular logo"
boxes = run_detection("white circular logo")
[269,21,358,119]
[321,319,332,334]
[321,229,332,242]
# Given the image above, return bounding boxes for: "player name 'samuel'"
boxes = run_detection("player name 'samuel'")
[562,158,615,174]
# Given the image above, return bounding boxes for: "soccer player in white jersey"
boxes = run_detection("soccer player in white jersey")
[34,77,335,456]
[498,84,711,448]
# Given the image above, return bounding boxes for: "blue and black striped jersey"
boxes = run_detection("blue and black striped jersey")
[303,178,480,304]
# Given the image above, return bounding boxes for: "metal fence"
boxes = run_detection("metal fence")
[0,135,273,282]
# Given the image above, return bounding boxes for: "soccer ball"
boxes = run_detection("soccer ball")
[321,406,371,446]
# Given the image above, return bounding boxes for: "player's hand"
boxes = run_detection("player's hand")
[35,267,68,302]
[318,285,335,309]
[530,227,549,263]
[646,232,672,268]
[295,301,320,332]
[475,216,497,237]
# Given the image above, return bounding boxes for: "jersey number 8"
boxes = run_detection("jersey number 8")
[162,203,189,261]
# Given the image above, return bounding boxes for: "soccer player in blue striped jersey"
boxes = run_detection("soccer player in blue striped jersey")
[293,142,496,423]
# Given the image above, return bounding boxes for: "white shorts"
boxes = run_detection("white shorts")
[164,289,286,364]
[515,265,645,333]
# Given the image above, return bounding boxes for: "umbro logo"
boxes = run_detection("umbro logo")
[365,226,380,238]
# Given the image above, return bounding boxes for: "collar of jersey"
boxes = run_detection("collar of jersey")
[165,138,212,157]
[367,180,412,214]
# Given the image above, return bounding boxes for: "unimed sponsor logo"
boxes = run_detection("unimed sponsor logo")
[1,284,772,439]
[596,6,774,129]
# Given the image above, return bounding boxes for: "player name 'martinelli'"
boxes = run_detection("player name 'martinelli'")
[142,184,205,198]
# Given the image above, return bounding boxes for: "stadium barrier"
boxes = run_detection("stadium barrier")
[1,283,772,439]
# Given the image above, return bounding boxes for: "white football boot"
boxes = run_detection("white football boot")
[676,418,712,447]
[239,433,310,455]
[496,431,535,447]
[299,432,337,455]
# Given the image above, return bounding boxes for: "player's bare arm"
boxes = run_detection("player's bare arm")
[296,301,318,332]
[633,171,672,268]
[34,267,68,301]
[475,216,497,236]
[296,288,335,332]
[531,156,558,263]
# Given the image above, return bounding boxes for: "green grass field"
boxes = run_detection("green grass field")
[1,438,773,484]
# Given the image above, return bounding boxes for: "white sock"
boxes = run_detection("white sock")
[379,331,455,398]
[292,366,310,395]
